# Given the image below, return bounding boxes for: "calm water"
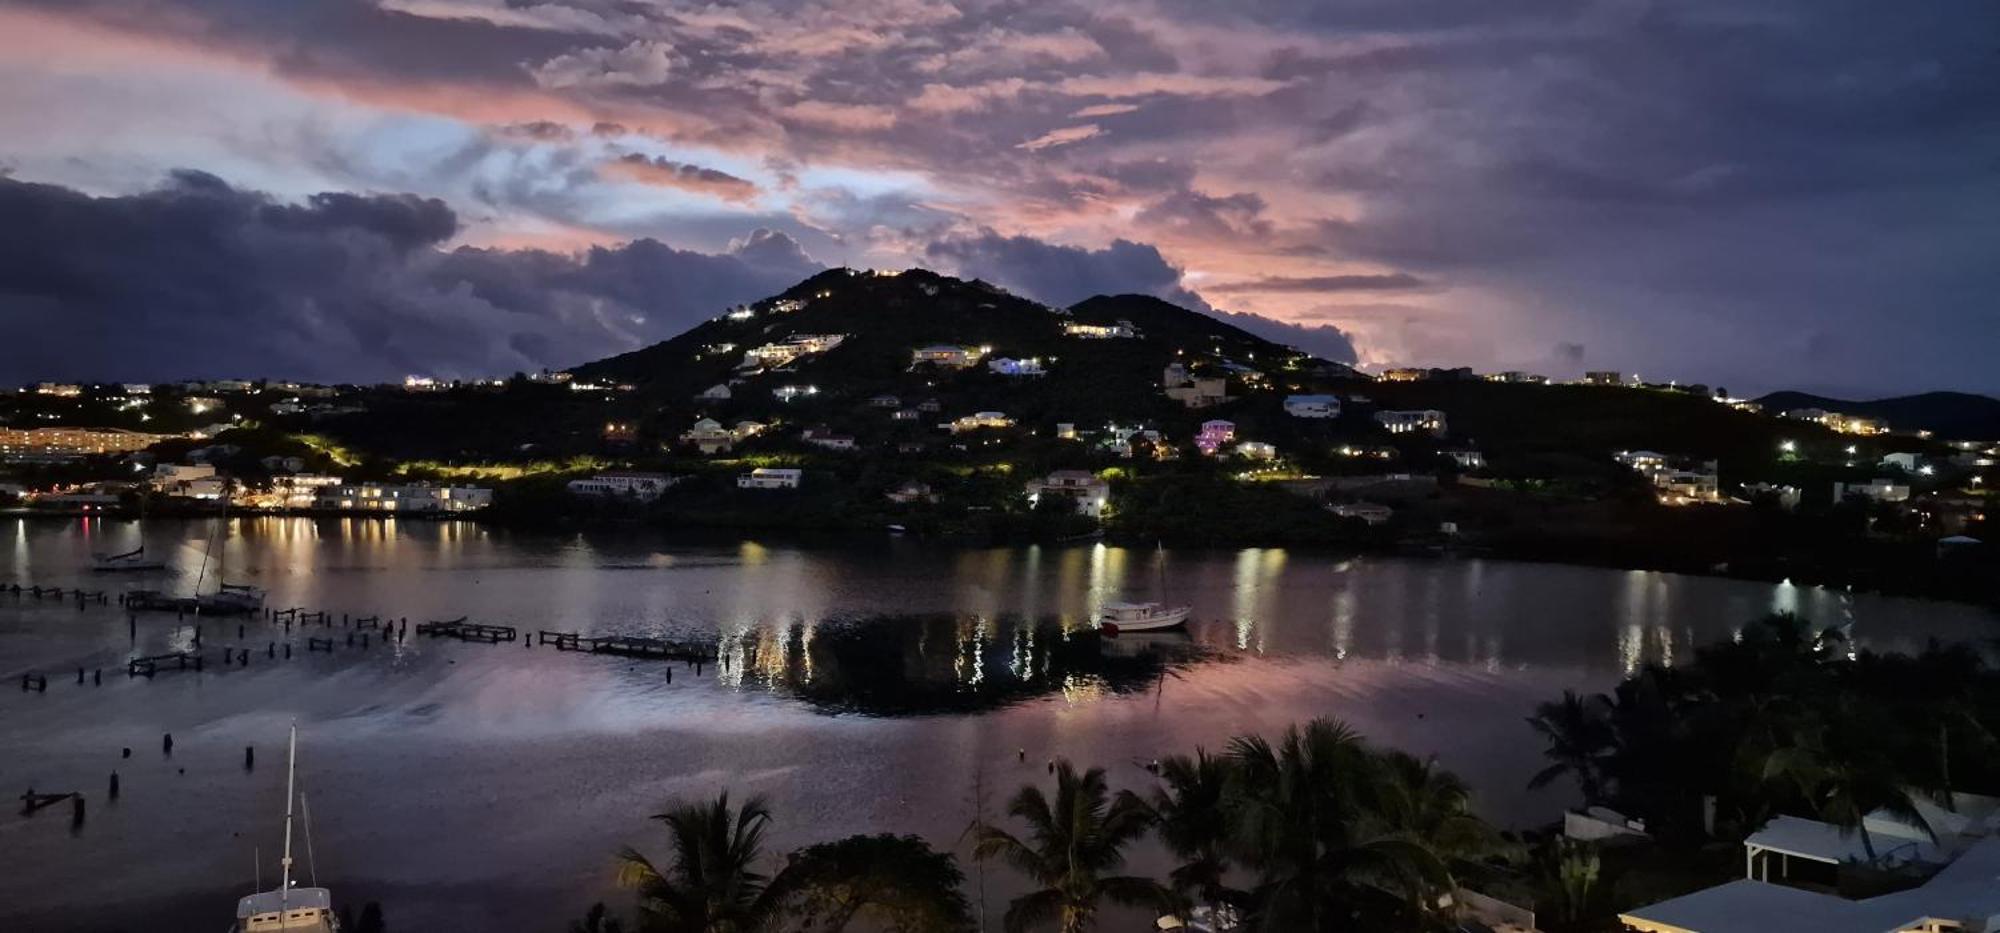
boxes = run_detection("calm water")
[0,517,1993,931]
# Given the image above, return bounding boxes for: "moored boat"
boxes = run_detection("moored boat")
[1098,601,1191,633]
[91,545,166,572]
[233,724,339,932]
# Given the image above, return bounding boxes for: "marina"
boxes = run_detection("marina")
[0,517,1994,932]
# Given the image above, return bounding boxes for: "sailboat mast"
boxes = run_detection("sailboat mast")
[280,723,297,906]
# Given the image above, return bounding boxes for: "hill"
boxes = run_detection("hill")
[1754,391,2000,440]
[571,267,1362,430]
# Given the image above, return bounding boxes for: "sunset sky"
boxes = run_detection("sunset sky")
[1,0,1994,395]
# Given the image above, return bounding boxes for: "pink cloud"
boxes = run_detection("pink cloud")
[1018,124,1104,151]
[605,154,761,203]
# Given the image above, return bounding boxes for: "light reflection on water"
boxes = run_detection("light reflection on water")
[0,517,1994,933]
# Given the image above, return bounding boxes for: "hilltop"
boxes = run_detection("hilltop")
[1755,390,2000,440]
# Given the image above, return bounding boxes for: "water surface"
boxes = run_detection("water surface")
[1,517,1991,931]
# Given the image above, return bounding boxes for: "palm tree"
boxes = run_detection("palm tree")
[617,792,791,933]
[1785,700,1946,861]
[1369,750,1498,897]
[1225,719,1452,931]
[779,834,971,932]
[1146,749,1238,913]
[1525,690,1614,806]
[969,760,1170,933]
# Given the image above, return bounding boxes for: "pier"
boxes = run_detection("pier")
[537,629,719,663]
[416,618,517,643]
[127,653,203,678]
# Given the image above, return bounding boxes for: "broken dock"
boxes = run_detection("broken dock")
[537,629,720,663]
[416,618,517,643]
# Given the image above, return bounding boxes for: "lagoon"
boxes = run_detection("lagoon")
[1,517,1992,931]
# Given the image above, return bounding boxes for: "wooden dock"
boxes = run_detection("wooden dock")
[537,629,719,663]
[127,652,203,678]
[416,618,516,643]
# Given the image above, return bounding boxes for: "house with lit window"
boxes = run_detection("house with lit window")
[737,468,802,490]
[314,483,493,513]
[1195,420,1236,455]
[1234,441,1279,461]
[948,412,1014,433]
[1374,410,1447,436]
[682,418,737,454]
[911,345,985,368]
[1063,320,1138,339]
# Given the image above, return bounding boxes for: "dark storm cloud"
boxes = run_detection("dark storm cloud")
[7,0,2000,393]
[0,173,820,383]
[922,230,1358,363]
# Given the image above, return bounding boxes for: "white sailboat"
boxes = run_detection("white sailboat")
[194,491,265,614]
[1098,543,1191,633]
[233,724,339,932]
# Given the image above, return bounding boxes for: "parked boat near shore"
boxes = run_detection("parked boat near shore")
[91,545,165,572]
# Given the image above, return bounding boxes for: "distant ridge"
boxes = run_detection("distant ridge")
[1754,390,2000,440]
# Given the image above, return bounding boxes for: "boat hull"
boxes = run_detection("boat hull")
[92,560,167,572]
[1098,605,1190,633]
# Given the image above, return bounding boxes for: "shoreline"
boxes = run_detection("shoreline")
[8,504,1993,611]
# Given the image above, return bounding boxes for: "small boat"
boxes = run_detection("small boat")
[886,523,908,535]
[1098,601,1190,633]
[91,545,166,572]
[233,724,339,932]
[199,582,266,615]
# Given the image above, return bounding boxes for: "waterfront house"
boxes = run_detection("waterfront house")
[868,394,902,408]
[1381,368,1427,382]
[567,471,679,502]
[1582,371,1628,386]
[1283,394,1341,418]
[696,383,732,401]
[1025,470,1110,517]
[917,399,943,413]
[772,385,818,403]
[1374,410,1447,436]
[1234,441,1278,461]
[737,468,802,490]
[314,483,493,513]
